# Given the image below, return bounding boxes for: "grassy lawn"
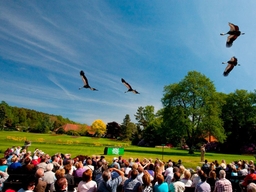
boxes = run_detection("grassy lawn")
[0,131,254,169]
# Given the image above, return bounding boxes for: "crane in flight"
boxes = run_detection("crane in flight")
[121,78,139,94]
[79,70,98,91]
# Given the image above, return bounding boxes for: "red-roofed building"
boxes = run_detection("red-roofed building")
[55,124,95,135]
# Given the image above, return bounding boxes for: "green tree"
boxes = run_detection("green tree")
[134,106,155,129]
[120,114,137,141]
[91,119,106,137]
[221,89,256,153]
[0,104,6,130]
[161,71,226,153]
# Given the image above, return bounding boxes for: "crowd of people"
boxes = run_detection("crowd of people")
[0,146,256,192]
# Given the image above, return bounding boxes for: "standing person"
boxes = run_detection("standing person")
[200,144,206,162]
[97,167,124,192]
[213,170,232,192]
[77,169,97,192]
[195,173,211,192]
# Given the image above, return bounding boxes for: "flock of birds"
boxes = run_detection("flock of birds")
[79,70,139,94]
[221,22,244,76]
[78,22,244,93]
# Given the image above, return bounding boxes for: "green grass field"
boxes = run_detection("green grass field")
[0,131,254,169]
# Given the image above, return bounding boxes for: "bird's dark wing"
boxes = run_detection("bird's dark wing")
[90,88,98,91]
[121,78,132,89]
[229,23,238,31]
[132,90,140,94]
[226,35,237,47]
[223,64,235,76]
[80,70,89,86]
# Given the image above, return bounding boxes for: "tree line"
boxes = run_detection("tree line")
[0,101,80,133]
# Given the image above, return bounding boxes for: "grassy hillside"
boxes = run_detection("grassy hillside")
[0,131,254,169]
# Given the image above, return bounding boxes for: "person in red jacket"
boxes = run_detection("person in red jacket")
[240,167,256,188]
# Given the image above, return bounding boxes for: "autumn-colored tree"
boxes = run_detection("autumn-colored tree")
[91,119,107,137]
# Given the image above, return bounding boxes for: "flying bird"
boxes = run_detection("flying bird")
[121,78,139,94]
[79,70,98,91]
[220,22,245,47]
[222,56,240,76]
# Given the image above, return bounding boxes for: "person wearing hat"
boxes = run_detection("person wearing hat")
[111,157,120,170]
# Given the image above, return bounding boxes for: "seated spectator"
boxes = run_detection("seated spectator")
[247,183,256,192]
[123,169,141,192]
[55,168,65,180]
[34,168,47,192]
[168,172,185,192]
[201,160,210,176]
[31,155,40,166]
[36,154,48,171]
[214,170,232,192]
[42,163,56,187]
[154,174,168,192]
[207,170,217,192]
[180,170,192,187]
[8,155,22,173]
[195,173,210,192]
[124,161,132,177]
[64,164,75,191]
[164,162,173,178]
[77,169,97,192]
[97,167,124,192]
[0,158,8,173]
[0,171,9,191]
[139,171,153,192]
[52,155,62,172]
[74,161,88,178]
[191,168,203,188]
[55,177,68,192]
[136,165,144,184]
[84,159,95,172]
[20,157,36,174]
[239,163,249,176]
[179,165,186,180]
[17,176,36,192]
[240,167,256,189]
[111,157,120,170]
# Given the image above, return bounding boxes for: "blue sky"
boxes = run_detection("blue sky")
[1,1,256,125]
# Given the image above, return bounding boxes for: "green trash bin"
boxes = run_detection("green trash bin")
[104,147,124,155]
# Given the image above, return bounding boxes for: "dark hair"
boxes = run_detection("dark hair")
[200,173,208,182]
[131,169,139,179]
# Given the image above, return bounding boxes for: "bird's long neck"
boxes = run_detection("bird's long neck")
[220,33,227,36]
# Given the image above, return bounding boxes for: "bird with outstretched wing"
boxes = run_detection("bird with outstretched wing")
[220,22,244,47]
[222,56,240,76]
[79,70,98,91]
[121,78,139,94]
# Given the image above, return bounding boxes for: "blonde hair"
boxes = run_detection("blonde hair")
[184,170,191,179]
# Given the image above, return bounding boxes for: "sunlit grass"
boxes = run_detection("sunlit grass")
[0,131,254,169]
